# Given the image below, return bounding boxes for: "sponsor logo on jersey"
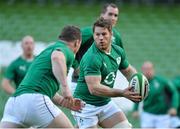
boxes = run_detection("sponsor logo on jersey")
[104,72,116,85]
[19,65,26,71]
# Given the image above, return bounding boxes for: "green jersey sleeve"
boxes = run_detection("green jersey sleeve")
[165,79,179,109]
[4,62,15,80]
[83,54,102,76]
[112,28,124,49]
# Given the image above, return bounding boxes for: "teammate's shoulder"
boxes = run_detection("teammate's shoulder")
[7,56,22,67]
[155,75,167,82]
[12,56,23,63]
[81,26,93,34]
[81,26,92,30]
[113,28,121,35]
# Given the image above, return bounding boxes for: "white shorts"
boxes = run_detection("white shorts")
[72,101,122,129]
[1,93,61,128]
[140,111,170,128]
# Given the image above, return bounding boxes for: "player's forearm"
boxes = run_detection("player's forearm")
[121,65,137,81]
[90,84,124,97]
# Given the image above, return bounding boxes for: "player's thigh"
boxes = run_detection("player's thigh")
[0,121,23,128]
[46,112,74,128]
[98,101,131,128]
[99,111,127,128]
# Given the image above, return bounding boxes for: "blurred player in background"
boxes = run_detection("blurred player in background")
[1,35,35,95]
[72,18,141,129]
[170,76,180,128]
[0,25,85,128]
[70,3,125,93]
[132,61,179,128]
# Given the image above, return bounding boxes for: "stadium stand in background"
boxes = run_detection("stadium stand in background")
[2,0,180,6]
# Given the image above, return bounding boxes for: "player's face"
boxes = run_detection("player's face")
[142,63,155,79]
[101,6,119,27]
[22,38,34,56]
[93,26,112,51]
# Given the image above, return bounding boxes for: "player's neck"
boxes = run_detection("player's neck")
[104,46,111,55]
[22,54,34,61]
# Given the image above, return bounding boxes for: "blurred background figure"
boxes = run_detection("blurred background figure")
[132,61,179,128]
[170,76,180,128]
[1,35,35,95]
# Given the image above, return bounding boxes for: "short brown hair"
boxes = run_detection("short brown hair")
[101,3,118,14]
[59,25,81,42]
[93,17,112,33]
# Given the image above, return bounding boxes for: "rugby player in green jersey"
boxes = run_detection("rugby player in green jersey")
[1,35,35,94]
[0,25,85,128]
[72,18,141,129]
[132,61,179,128]
[71,3,125,93]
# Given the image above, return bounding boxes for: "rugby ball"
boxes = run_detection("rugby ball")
[129,73,149,101]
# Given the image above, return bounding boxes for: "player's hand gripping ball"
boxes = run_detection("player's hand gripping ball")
[129,73,149,101]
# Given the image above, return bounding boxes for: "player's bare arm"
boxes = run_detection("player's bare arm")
[85,75,141,102]
[51,50,72,99]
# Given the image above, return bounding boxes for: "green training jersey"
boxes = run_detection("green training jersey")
[4,56,34,88]
[13,41,74,98]
[74,43,129,106]
[133,76,179,114]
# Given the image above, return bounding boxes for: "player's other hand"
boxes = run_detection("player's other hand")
[60,97,85,112]
[122,86,142,103]
[70,98,86,112]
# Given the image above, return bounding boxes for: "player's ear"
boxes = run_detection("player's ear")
[74,40,78,47]
[74,39,81,47]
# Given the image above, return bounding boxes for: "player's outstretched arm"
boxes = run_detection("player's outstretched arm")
[85,75,141,102]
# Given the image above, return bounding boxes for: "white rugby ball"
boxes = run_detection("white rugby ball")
[129,73,149,101]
